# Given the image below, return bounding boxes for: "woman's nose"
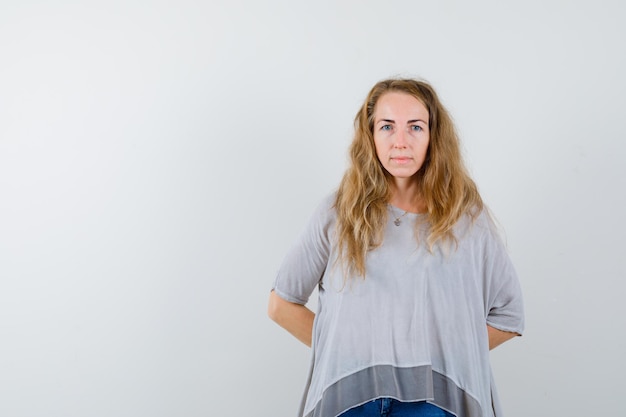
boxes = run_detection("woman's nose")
[393,129,408,148]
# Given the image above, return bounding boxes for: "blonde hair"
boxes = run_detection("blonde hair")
[335,78,483,277]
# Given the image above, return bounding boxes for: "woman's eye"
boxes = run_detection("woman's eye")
[411,125,422,132]
[381,125,392,131]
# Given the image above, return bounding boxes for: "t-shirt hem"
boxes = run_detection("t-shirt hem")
[271,286,308,305]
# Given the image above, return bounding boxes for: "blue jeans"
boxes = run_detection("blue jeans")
[339,398,454,417]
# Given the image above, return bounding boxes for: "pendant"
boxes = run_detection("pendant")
[394,219,401,226]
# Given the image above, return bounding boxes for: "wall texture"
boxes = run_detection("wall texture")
[1,1,624,416]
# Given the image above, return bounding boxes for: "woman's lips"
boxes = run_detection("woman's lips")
[391,157,412,164]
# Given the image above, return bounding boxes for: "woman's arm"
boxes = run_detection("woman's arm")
[268,290,315,347]
[487,325,519,350]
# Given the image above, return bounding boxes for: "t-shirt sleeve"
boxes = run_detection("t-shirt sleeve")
[481,216,525,335]
[271,194,335,305]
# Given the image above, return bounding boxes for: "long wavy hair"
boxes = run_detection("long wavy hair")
[335,78,483,277]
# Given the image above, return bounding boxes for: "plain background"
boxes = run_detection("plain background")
[1,1,625,416]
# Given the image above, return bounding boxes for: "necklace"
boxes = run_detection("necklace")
[389,205,409,226]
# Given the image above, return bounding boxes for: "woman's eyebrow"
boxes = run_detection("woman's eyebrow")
[377,118,427,124]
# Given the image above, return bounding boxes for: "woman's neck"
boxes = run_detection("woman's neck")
[388,179,426,214]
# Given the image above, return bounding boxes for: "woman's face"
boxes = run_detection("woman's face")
[373,91,430,183]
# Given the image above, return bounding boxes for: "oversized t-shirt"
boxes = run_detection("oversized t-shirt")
[272,194,524,417]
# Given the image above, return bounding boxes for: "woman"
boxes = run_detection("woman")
[268,78,524,417]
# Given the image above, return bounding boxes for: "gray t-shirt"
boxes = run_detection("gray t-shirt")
[273,193,524,417]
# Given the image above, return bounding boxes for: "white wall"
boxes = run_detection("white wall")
[1,1,624,416]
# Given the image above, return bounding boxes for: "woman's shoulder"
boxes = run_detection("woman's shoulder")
[473,207,495,228]
[454,205,501,241]
[307,190,338,228]
[465,207,511,253]
[319,191,338,210]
